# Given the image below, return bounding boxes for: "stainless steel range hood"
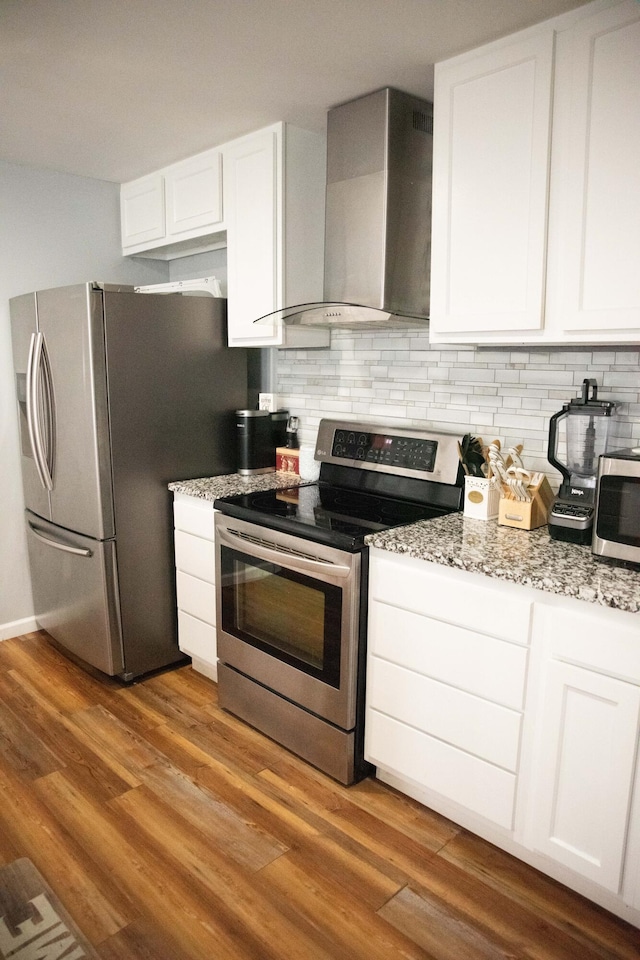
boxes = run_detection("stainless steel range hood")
[256,87,433,330]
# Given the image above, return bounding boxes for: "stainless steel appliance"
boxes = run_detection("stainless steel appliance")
[214,419,465,784]
[592,448,640,564]
[257,87,433,330]
[547,379,617,545]
[10,281,247,680]
[236,409,274,475]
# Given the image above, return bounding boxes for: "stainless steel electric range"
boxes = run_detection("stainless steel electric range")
[214,419,466,785]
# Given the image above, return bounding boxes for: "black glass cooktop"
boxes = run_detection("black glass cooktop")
[214,482,454,551]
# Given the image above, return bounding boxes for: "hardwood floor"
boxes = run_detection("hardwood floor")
[0,632,638,959]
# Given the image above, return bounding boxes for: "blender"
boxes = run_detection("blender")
[547,379,617,544]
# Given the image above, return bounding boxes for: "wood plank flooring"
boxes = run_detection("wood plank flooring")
[0,631,638,959]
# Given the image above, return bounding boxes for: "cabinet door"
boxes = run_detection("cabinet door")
[224,128,280,346]
[165,148,223,237]
[529,659,640,892]
[546,0,640,334]
[430,30,554,337]
[120,173,165,249]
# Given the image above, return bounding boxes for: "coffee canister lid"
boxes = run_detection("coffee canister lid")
[236,409,270,417]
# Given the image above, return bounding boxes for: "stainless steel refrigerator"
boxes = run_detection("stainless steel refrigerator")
[10,282,247,680]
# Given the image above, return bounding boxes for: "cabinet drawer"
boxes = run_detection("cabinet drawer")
[174,530,215,583]
[176,570,216,627]
[173,495,216,539]
[370,600,528,710]
[535,603,640,683]
[366,709,516,830]
[370,552,532,644]
[368,657,521,771]
[178,610,217,665]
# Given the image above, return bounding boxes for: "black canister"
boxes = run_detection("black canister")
[236,409,275,475]
[270,410,289,448]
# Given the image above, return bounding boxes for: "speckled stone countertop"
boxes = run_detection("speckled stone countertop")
[168,472,305,501]
[366,513,640,614]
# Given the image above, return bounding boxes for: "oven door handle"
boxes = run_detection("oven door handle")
[217,525,353,579]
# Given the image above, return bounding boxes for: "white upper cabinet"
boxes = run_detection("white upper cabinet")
[223,123,329,349]
[120,172,166,250]
[164,149,223,237]
[545,0,640,336]
[120,123,329,348]
[121,148,224,258]
[430,31,554,337]
[429,0,640,344]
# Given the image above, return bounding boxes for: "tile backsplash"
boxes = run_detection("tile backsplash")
[275,328,640,488]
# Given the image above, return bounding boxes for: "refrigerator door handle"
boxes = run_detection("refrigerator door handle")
[27,519,93,558]
[26,332,54,492]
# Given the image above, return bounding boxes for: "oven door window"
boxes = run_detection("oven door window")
[597,476,640,547]
[220,546,342,687]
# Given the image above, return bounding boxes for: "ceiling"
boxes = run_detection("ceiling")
[1,0,590,184]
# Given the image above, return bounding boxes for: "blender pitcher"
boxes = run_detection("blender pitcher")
[547,379,616,544]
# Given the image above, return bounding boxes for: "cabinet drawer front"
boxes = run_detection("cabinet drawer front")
[174,530,215,583]
[174,495,215,539]
[536,603,640,682]
[370,600,528,710]
[370,553,532,644]
[368,657,521,771]
[176,571,216,627]
[178,610,217,665]
[366,710,516,830]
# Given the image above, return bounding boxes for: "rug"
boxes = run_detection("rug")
[0,858,99,959]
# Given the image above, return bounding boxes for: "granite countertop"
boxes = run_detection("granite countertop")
[366,513,640,614]
[168,472,305,501]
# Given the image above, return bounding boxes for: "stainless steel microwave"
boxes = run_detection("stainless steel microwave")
[592,448,640,563]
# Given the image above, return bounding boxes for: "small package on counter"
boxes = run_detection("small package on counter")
[463,475,500,520]
[276,446,300,475]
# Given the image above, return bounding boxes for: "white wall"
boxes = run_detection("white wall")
[0,160,169,638]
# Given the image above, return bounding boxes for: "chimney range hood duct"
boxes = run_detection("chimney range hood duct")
[255,87,433,330]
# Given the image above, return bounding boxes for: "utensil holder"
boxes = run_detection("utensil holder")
[464,476,500,520]
[498,476,554,530]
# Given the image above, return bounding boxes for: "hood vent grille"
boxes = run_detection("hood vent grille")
[413,110,433,135]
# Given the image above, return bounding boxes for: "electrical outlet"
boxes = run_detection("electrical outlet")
[258,393,277,412]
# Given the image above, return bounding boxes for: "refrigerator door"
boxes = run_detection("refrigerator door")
[36,283,115,539]
[10,293,51,521]
[101,289,248,678]
[25,510,125,676]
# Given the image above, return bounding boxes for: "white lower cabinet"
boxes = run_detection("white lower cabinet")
[525,603,640,897]
[366,548,640,926]
[173,493,218,681]
[366,552,532,832]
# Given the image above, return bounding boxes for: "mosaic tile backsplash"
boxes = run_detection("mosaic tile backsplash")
[275,329,640,489]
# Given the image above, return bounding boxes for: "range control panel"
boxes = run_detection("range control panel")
[331,429,437,473]
[315,419,464,486]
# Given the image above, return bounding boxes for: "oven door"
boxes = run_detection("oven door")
[215,513,361,730]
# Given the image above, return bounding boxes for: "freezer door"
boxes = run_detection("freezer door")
[10,293,51,520]
[25,510,125,676]
[36,283,115,539]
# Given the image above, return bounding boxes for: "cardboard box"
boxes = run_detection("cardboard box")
[276,446,300,476]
